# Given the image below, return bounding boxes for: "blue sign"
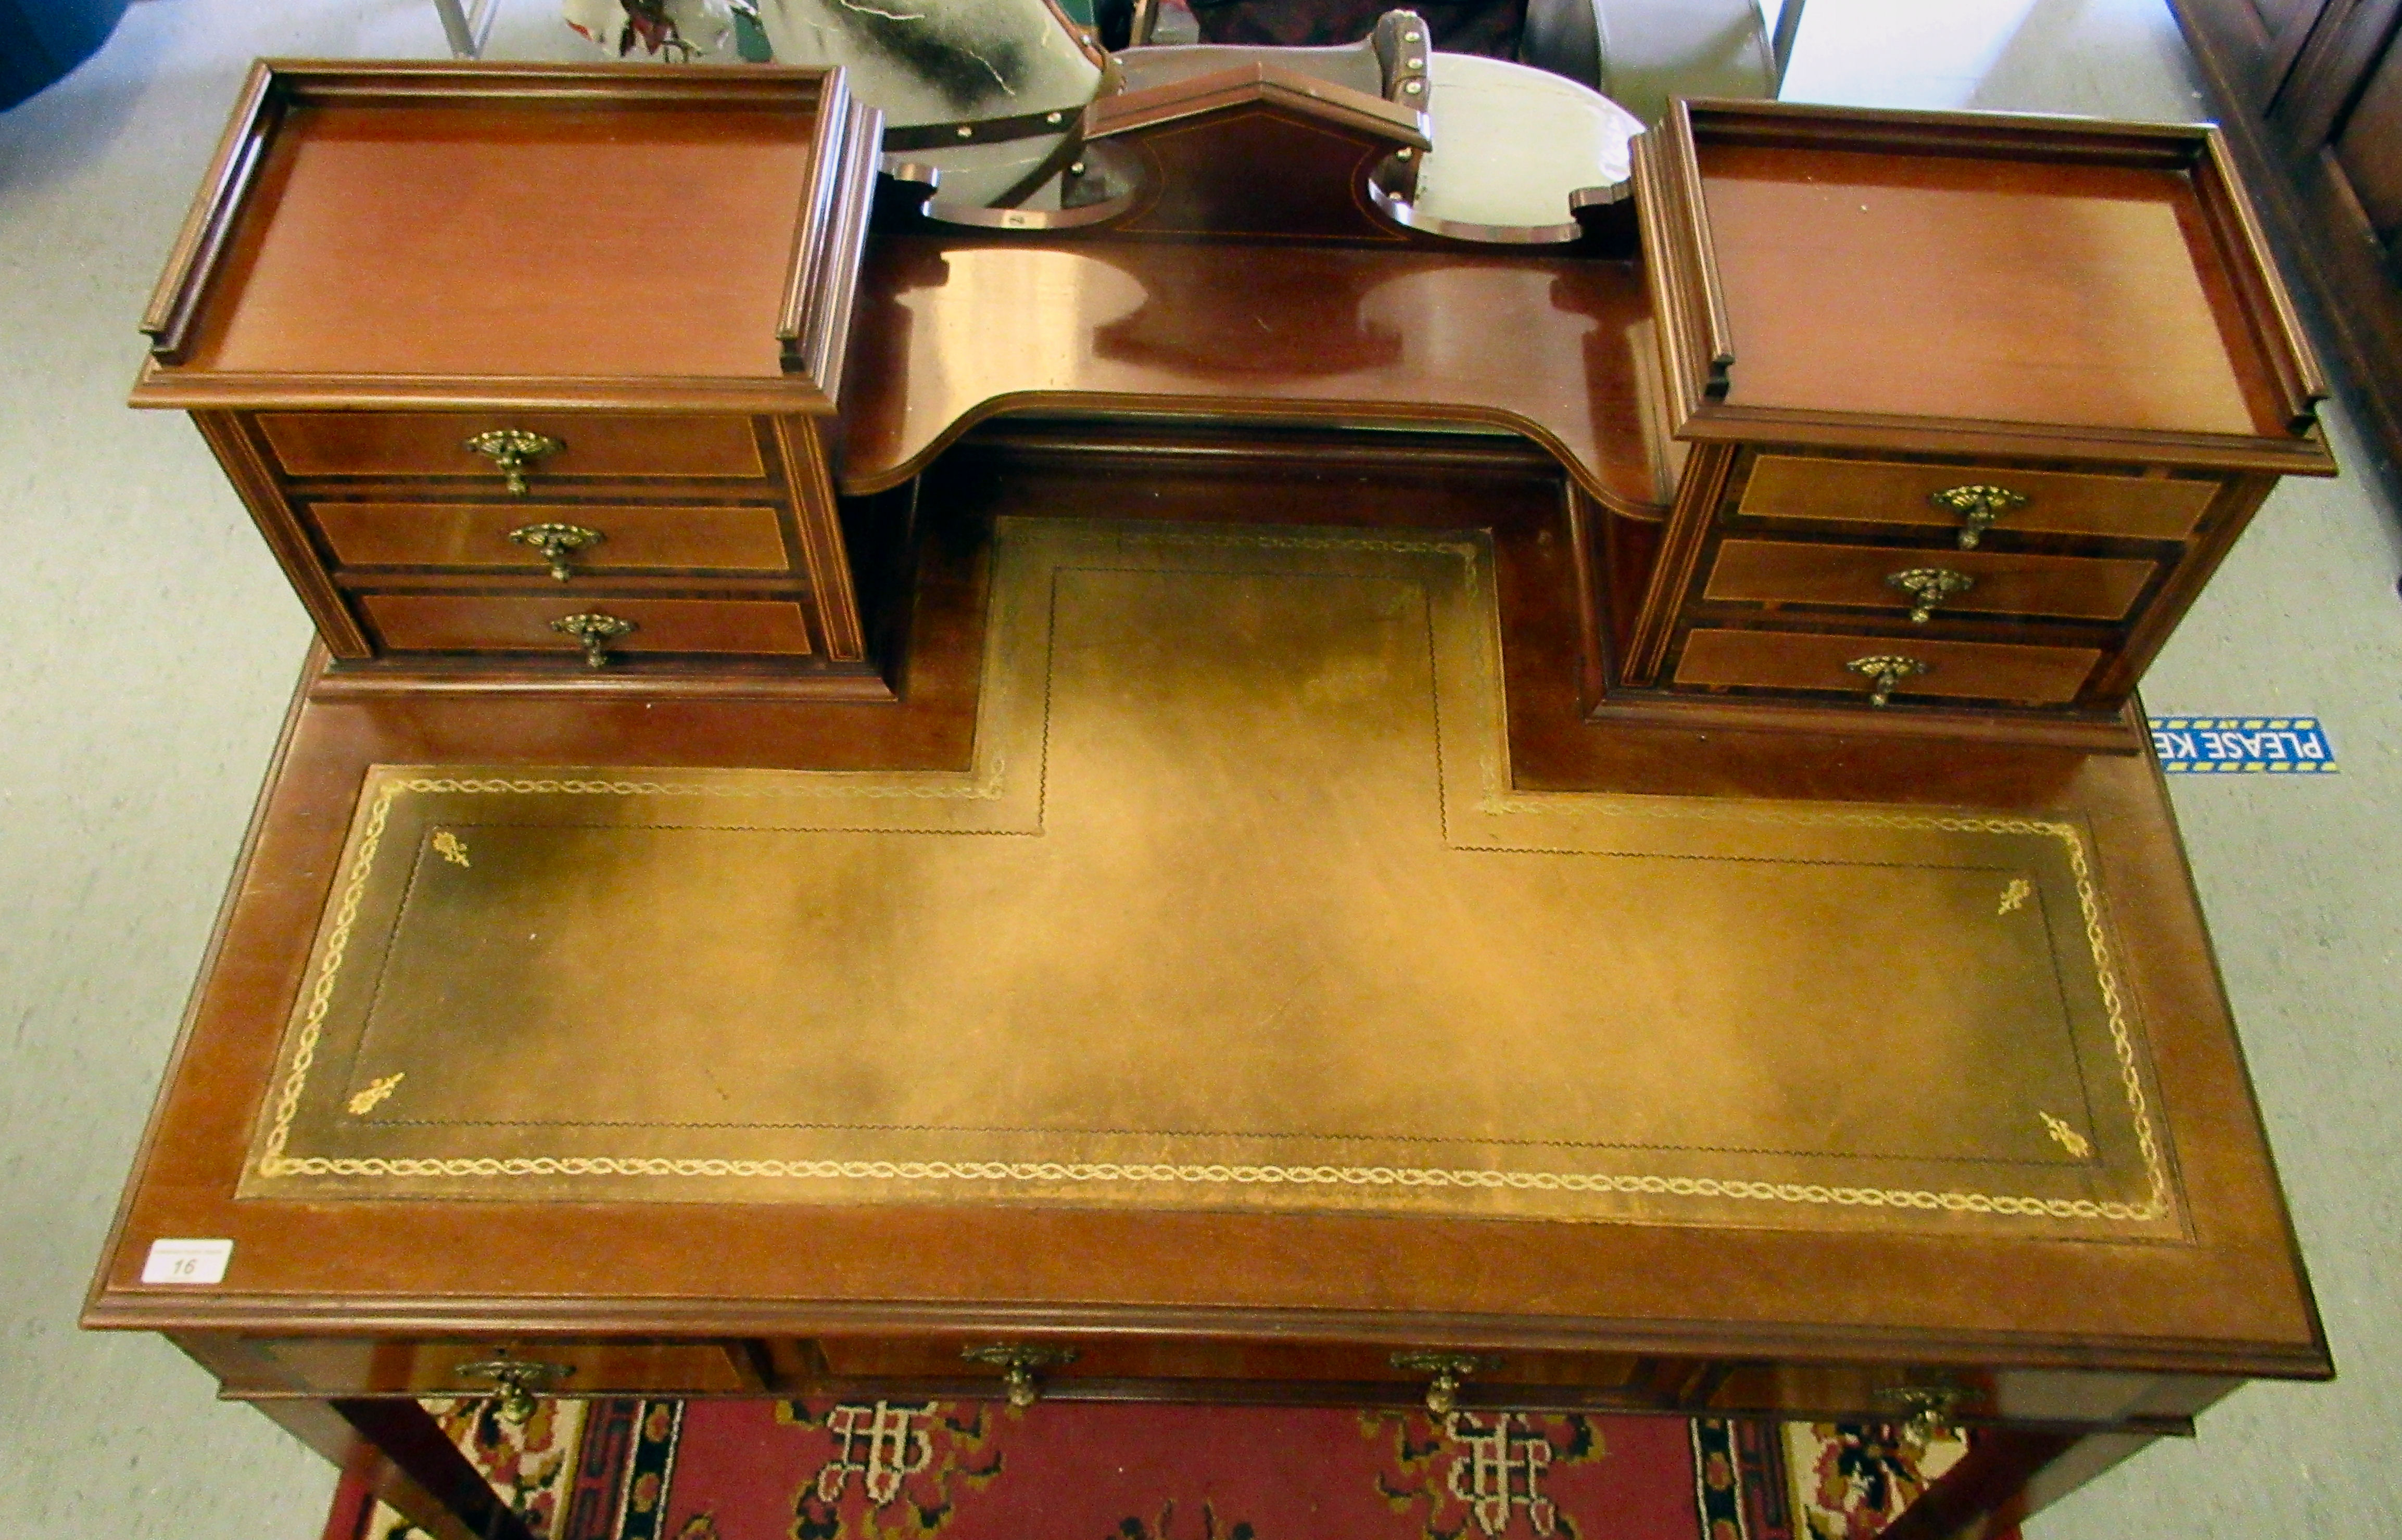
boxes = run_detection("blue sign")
[2148,717,2336,773]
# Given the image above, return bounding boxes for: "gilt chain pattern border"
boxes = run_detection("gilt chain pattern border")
[258,778,2170,1226]
[257,531,2170,1227]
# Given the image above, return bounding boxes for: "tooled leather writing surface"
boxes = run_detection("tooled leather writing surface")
[244,521,2174,1240]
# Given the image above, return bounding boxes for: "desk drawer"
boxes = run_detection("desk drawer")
[358,592,816,659]
[1673,628,2102,706]
[309,501,794,577]
[256,412,768,484]
[1739,456,2219,542]
[815,1338,1662,1403]
[1701,540,2156,623]
[250,1339,753,1397]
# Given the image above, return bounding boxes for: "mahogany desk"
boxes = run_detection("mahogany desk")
[90,65,2332,1540]
[85,430,2325,1540]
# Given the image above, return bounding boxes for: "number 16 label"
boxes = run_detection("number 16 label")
[142,1238,233,1284]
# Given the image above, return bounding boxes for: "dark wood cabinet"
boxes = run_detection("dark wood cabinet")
[2175,0,2402,494]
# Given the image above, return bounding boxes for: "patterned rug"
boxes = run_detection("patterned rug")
[325,1398,2008,1540]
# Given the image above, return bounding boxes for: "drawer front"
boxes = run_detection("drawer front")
[251,1338,752,1397]
[1740,455,2219,542]
[1701,540,2156,622]
[1674,628,2102,706]
[310,501,793,576]
[359,593,815,657]
[818,1339,1652,1393]
[257,412,767,482]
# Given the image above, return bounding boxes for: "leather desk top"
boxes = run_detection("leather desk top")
[245,521,2171,1241]
[87,506,2324,1381]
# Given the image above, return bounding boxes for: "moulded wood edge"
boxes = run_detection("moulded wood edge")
[76,1292,2335,1381]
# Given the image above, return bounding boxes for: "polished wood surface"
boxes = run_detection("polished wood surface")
[1736,455,2222,541]
[1672,627,2104,704]
[1700,540,2156,621]
[1701,146,2274,437]
[309,501,794,574]
[186,106,815,381]
[838,236,1664,512]
[257,411,771,481]
[356,592,818,656]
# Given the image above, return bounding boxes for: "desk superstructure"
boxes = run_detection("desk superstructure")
[91,59,2332,1540]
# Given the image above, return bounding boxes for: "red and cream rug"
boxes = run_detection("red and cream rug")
[326,1398,2000,1540]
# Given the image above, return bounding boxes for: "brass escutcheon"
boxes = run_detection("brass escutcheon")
[1392,1350,1488,1416]
[508,521,603,581]
[464,428,564,495]
[1875,1380,1969,1446]
[1928,484,2027,549]
[1885,566,1975,623]
[962,1344,1078,1408]
[1845,654,1930,707]
[454,1352,574,1424]
[550,611,635,668]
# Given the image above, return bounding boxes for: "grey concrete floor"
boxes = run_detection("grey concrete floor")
[1,1,2395,1535]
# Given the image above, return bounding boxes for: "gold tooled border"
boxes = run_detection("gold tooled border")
[254,530,2172,1227]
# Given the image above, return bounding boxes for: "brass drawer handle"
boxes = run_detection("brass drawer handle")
[509,521,604,581]
[962,1343,1077,1407]
[464,428,564,495]
[1929,484,2026,549]
[551,611,635,668]
[454,1354,574,1423]
[1392,1350,1489,1416]
[1875,1381,1968,1444]
[1845,654,1929,707]
[1885,566,1974,623]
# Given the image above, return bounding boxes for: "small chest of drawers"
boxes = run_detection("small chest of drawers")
[133,61,883,696]
[1612,100,2337,745]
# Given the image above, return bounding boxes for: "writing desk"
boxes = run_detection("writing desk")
[87,427,2324,1540]
[91,62,2333,1540]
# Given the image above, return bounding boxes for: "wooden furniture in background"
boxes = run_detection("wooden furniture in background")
[134,61,885,697]
[2173,0,2402,500]
[1608,101,2335,743]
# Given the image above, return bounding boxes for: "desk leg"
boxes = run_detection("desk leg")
[1877,1427,2083,1540]
[332,1398,539,1540]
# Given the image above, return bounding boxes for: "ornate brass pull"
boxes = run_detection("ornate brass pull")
[962,1344,1078,1408]
[1885,566,1975,623]
[1875,1382,1969,1445]
[1845,654,1930,707]
[454,1353,574,1423]
[1392,1351,1488,1416]
[1928,484,2026,549]
[508,521,603,581]
[464,428,564,495]
[550,611,635,668]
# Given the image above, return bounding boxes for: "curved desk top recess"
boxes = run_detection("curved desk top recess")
[836,238,1668,512]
